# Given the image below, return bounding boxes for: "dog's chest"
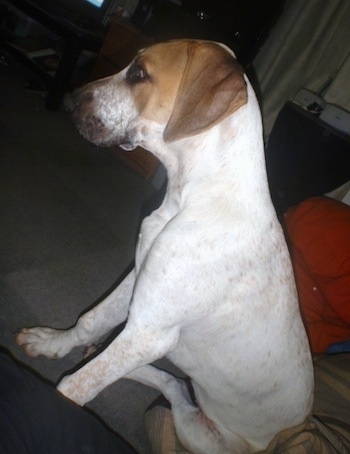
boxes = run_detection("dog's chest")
[135,194,182,270]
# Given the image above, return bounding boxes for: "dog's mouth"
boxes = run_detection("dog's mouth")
[73,116,107,146]
[71,112,134,151]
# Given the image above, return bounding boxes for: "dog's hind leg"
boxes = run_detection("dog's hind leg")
[127,365,250,454]
[15,270,135,359]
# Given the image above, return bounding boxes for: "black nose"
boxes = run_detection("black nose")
[63,92,78,113]
[64,87,94,113]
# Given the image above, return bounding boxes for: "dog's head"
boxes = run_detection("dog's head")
[65,40,247,151]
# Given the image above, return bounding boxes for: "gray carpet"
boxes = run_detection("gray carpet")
[0,56,169,453]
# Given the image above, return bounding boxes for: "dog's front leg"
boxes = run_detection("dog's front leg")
[57,321,180,405]
[16,270,135,359]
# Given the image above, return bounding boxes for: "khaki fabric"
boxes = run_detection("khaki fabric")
[145,411,350,453]
[145,354,350,453]
[264,416,350,453]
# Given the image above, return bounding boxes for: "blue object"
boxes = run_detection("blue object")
[327,340,350,354]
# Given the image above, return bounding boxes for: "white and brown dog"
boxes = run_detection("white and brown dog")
[16,40,313,453]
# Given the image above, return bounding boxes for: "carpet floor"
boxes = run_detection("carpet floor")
[0,54,167,453]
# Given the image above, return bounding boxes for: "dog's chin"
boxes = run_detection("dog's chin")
[78,128,136,151]
[97,138,137,152]
[101,136,137,151]
[111,132,138,151]
[119,143,137,152]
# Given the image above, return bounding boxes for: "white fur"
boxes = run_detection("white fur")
[16,40,313,453]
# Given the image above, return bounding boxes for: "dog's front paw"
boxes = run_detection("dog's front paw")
[15,327,71,359]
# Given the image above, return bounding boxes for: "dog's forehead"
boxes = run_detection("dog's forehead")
[136,41,190,75]
[136,40,232,73]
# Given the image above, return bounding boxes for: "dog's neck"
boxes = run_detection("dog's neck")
[157,92,272,217]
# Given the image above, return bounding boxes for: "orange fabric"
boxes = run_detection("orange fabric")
[284,196,350,353]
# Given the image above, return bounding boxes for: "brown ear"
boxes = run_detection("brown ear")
[163,42,247,143]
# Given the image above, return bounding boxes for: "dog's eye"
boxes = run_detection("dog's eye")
[126,61,149,84]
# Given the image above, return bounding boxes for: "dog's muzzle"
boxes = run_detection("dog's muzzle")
[63,89,110,146]
[64,88,136,151]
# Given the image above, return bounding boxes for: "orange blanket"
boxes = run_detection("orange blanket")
[284,196,350,353]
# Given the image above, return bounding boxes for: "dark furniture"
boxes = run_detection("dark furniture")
[1,0,286,110]
[266,101,350,216]
[132,0,286,67]
[0,0,105,109]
